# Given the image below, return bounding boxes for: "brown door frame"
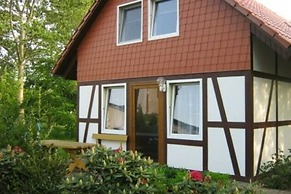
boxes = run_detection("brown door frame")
[128,82,166,164]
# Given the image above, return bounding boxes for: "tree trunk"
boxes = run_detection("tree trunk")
[18,9,26,122]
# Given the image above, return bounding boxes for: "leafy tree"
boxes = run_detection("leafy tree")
[0,69,24,146]
[0,0,94,147]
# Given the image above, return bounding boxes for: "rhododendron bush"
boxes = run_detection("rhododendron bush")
[1,142,262,193]
[60,145,262,193]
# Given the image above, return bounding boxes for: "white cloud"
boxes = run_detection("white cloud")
[255,0,291,21]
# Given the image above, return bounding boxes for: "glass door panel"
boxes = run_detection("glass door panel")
[134,88,159,161]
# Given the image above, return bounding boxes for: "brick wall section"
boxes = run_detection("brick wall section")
[77,0,251,82]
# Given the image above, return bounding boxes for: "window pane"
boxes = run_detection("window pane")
[153,0,177,36]
[171,83,200,135]
[120,5,141,42]
[105,87,125,130]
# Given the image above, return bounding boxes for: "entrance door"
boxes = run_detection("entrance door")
[129,83,165,163]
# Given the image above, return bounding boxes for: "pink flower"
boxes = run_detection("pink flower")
[12,145,24,154]
[189,170,203,182]
[114,145,123,153]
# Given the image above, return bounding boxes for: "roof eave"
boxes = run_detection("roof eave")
[224,0,291,52]
[52,0,107,79]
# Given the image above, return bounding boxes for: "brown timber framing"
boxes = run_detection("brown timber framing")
[77,70,253,178]
[212,76,241,177]
[202,76,208,172]
[252,52,291,175]
[84,84,97,142]
[256,79,274,175]
[245,70,254,179]
[77,83,100,143]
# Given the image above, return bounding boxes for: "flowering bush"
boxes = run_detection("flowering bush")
[1,142,263,193]
[60,145,263,194]
[189,170,203,182]
[60,144,164,193]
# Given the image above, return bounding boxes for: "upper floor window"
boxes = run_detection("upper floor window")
[167,79,202,140]
[102,84,126,134]
[149,0,179,40]
[117,1,142,45]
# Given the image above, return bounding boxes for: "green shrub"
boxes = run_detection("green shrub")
[257,149,291,191]
[0,143,68,194]
[60,145,262,193]
[203,171,231,185]
[60,144,164,193]
[165,170,262,194]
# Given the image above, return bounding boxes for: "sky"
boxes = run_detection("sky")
[255,0,291,21]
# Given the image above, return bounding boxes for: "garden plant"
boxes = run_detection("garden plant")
[257,149,291,191]
[59,145,263,194]
[1,140,264,193]
[0,143,67,194]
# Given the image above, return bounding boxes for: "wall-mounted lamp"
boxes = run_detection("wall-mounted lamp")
[157,77,166,92]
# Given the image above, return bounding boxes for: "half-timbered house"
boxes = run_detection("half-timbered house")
[52,0,291,180]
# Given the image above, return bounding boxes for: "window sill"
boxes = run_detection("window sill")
[148,32,179,41]
[117,39,142,46]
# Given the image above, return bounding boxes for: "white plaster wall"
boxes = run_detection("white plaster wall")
[230,128,246,176]
[78,122,86,142]
[254,127,276,175]
[79,85,93,118]
[217,76,245,122]
[90,86,99,118]
[268,84,277,121]
[253,128,264,175]
[101,140,127,150]
[167,144,203,170]
[208,128,234,175]
[261,127,276,167]
[253,77,276,122]
[78,123,98,143]
[207,78,221,121]
[86,123,98,143]
[278,126,291,155]
[278,81,291,121]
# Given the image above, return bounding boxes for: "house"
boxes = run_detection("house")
[52,0,291,180]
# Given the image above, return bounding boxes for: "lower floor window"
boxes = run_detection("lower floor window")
[168,79,202,140]
[102,84,126,134]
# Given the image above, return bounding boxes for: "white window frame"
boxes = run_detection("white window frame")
[101,83,127,135]
[117,0,143,46]
[167,79,202,140]
[148,0,179,41]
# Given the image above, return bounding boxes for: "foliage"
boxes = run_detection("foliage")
[0,69,24,147]
[0,142,68,194]
[203,171,231,185]
[157,168,261,193]
[0,0,94,145]
[257,149,291,191]
[60,145,263,194]
[60,145,164,193]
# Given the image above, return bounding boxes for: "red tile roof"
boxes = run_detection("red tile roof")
[52,0,291,78]
[224,0,291,48]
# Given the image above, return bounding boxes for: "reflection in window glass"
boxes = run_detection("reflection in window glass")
[171,83,200,135]
[152,0,177,36]
[119,3,141,43]
[105,87,125,130]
